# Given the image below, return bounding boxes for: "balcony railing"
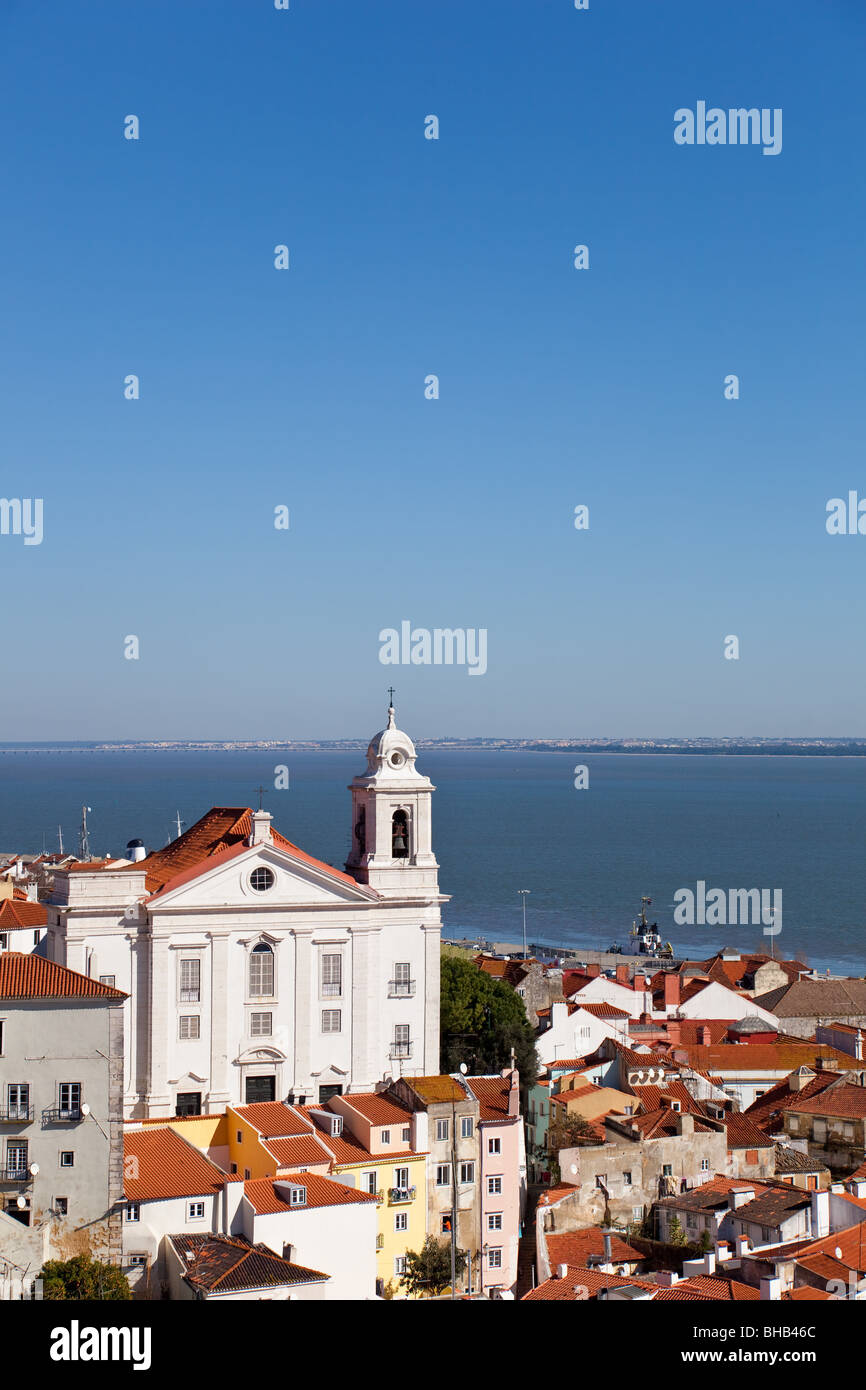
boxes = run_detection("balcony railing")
[388,1186,416,1205]
[0,1106,33,1124]
[388,980,416,998]
[0,1166,32,1183]
[389,1042,413,1059]
[321,984,341,998]
[179,989,200,1003]
[376,1234,384,1250]
[373,1189,385,1204]
[42,1106,83,1125]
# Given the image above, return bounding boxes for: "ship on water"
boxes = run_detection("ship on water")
[609,897,674,959]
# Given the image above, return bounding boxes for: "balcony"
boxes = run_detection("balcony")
[373,1190,384,1204]
[41,1106,83,1125]
[389,1042,413,1060]
[0,1166,32,1184]
[376,1234,385,1250]
[0,1106,33,1124]
[388,1186,416,1205]
[388,980,416,998]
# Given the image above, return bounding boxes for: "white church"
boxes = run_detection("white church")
[45,704,445,1118]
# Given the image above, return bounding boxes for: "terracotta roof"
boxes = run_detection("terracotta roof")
[242,1172,379,1214]
[100,806,371,898]
[169,1233,328,1292]
[523,1265,656,1300]
[404,1075,468,1104]
[547,1229,643,1267]
[733,1187,811,1226]
[339,1093,412,1127]
[794,1221,866,1273]
[787,1083,866,1119]
[124,1128,225,1202]
[0,899,47,929]
[783,1286,832,1300]
[774,1143,828,1175]
[657,1177,767,1213]
[463,1074,513,1122]
[722,1112,774,1150]
[671,1043,853,1073]
[552,1086,600,1105]
[795,1251,859,1283]
[631,1080,706,1116]
[744,1072,839,1133]
[536,1183,579,1208]
[754,977,866,1019]
[231,1101,313,1139]
[668,1275,760,1301]
[0,952,126,1000]
[576,1001,631,1020]
[680,953,807,991]
[547,1058,592,1072]
[265,1135,334,1169]
[624,1109,719,1139]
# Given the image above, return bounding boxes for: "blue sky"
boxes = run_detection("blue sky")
[1,0,864,739]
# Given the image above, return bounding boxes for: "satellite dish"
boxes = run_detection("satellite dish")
[16,1196,26,1209]
[459,1063,468,1074]
[835,1247,843,1259]
[29,1163,39,1176]
[570,1164,578,1175]
[81,1103,91,1117]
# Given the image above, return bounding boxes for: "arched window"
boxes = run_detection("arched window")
[249,942,274,998]
[354,806,366,857]
[391,809,409,859]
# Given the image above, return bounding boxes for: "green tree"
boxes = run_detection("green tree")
[548,1109,598,1153]
[668,1216,687,1248]
[439,954,538,1090]
[39,1256,131,1301]
[399,1236,467,1298]
[698,1228,712,1252]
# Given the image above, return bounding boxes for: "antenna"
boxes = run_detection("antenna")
[175,811,185,839]
[78,806,92,860]
[57,825,64,855]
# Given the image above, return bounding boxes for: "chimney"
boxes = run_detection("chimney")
[654,1270,679,1287]
[703,1251,716,1275]
[666,1021,681,1046]
[810,1188,830,1239]
[857,1030,864,1063]
[664,974,680,1010]
[714,1239,730,1263]
[557,1264,568,1280]
[732,1186,755,1209]
[676,1112,694,1137]
[586,963,601,979]
[634,974,647,992]
[616,964,630,985]
[701,1026,712,1046]
[602,1230,612,1264]
[507,1068,519,1118]
[736,1234,750,1256]
[249,809,273,846]
[760,1276,781,1301]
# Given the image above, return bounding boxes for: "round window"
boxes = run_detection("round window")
[250,867,275,892]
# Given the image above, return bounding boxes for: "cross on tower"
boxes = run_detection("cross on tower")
[255,785,266,811]
[387,687,395,705]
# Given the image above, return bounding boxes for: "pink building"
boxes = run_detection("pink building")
[463,1071,526,1297]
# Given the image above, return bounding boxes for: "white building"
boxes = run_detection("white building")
[46,704,446,1118]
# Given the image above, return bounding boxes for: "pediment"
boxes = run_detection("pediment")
[149,842,377,910]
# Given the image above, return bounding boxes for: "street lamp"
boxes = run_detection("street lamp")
[518,889,530,959]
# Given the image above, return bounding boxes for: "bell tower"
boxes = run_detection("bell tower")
[345,699,439,898]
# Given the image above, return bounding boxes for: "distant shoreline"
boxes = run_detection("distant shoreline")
[2,740,866,757]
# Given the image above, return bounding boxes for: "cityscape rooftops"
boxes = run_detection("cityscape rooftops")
[0,951,126,1000]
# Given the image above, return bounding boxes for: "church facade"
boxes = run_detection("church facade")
[45,706,445,1119]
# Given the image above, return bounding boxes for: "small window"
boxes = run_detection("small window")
[125,1203,140,1223]
[381,1129,390,1145]
[322,1010,341,1033]
[187,1201,205,1221]
[362,1172,377,1195]
[487,1176,502,1195]
[459,1161,475,1185]
[488,1137,501,1155]
[250,867,275,892]
[60,1151,74,1168]
[441,1213,453,1234]
[436,1119,449,1142]
[488,1213,502,1231]
[180,958,200,1003]
[662,1165,673,1178]
[236,1131,243,1144]
[461,1116,474,1140]
[632,1205,643,1221]
[99,975,115,988]
[176,1092,201,1116]
[394,1255,407,1275]
[394,1212,408,1232]
[179,1015,200,1040]
[244,1168,251,1180]
[230,1163,238,1174]
[596,1174,607,1189]
[289,1186,306,1206]
[321,954,342,998]
[55,1197,68,1216]
[129,1254,148,1269]
[623,1171,632,1187]
[488,1248,502,1269]
[250,1012,272,1037]
[436,1164,451,1187]
[402,1126,411,1143]
[249,944,274,998]
[700,1158,710,1171]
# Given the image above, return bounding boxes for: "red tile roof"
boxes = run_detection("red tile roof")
[242,1172,379,1214]
[231,1101,313,1138]
[0,952,126,1000]
[0,899,47,929]
[744,1072,838,1133]
[674,1274,760,1301]
[787,1084,866,1119]
[722,1112,774,1150]
[339,1093,412,1127]
[169,1233,328,1292]
[265,1135,334,1169]
[546,1229,643,1267]
[522,1265,656,1301]
[672,1043,853,1073]
[463,1074,513,1122]
[124,1128,226,1202]
[403,1075,466,1104]
[576,1001,631,1019]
